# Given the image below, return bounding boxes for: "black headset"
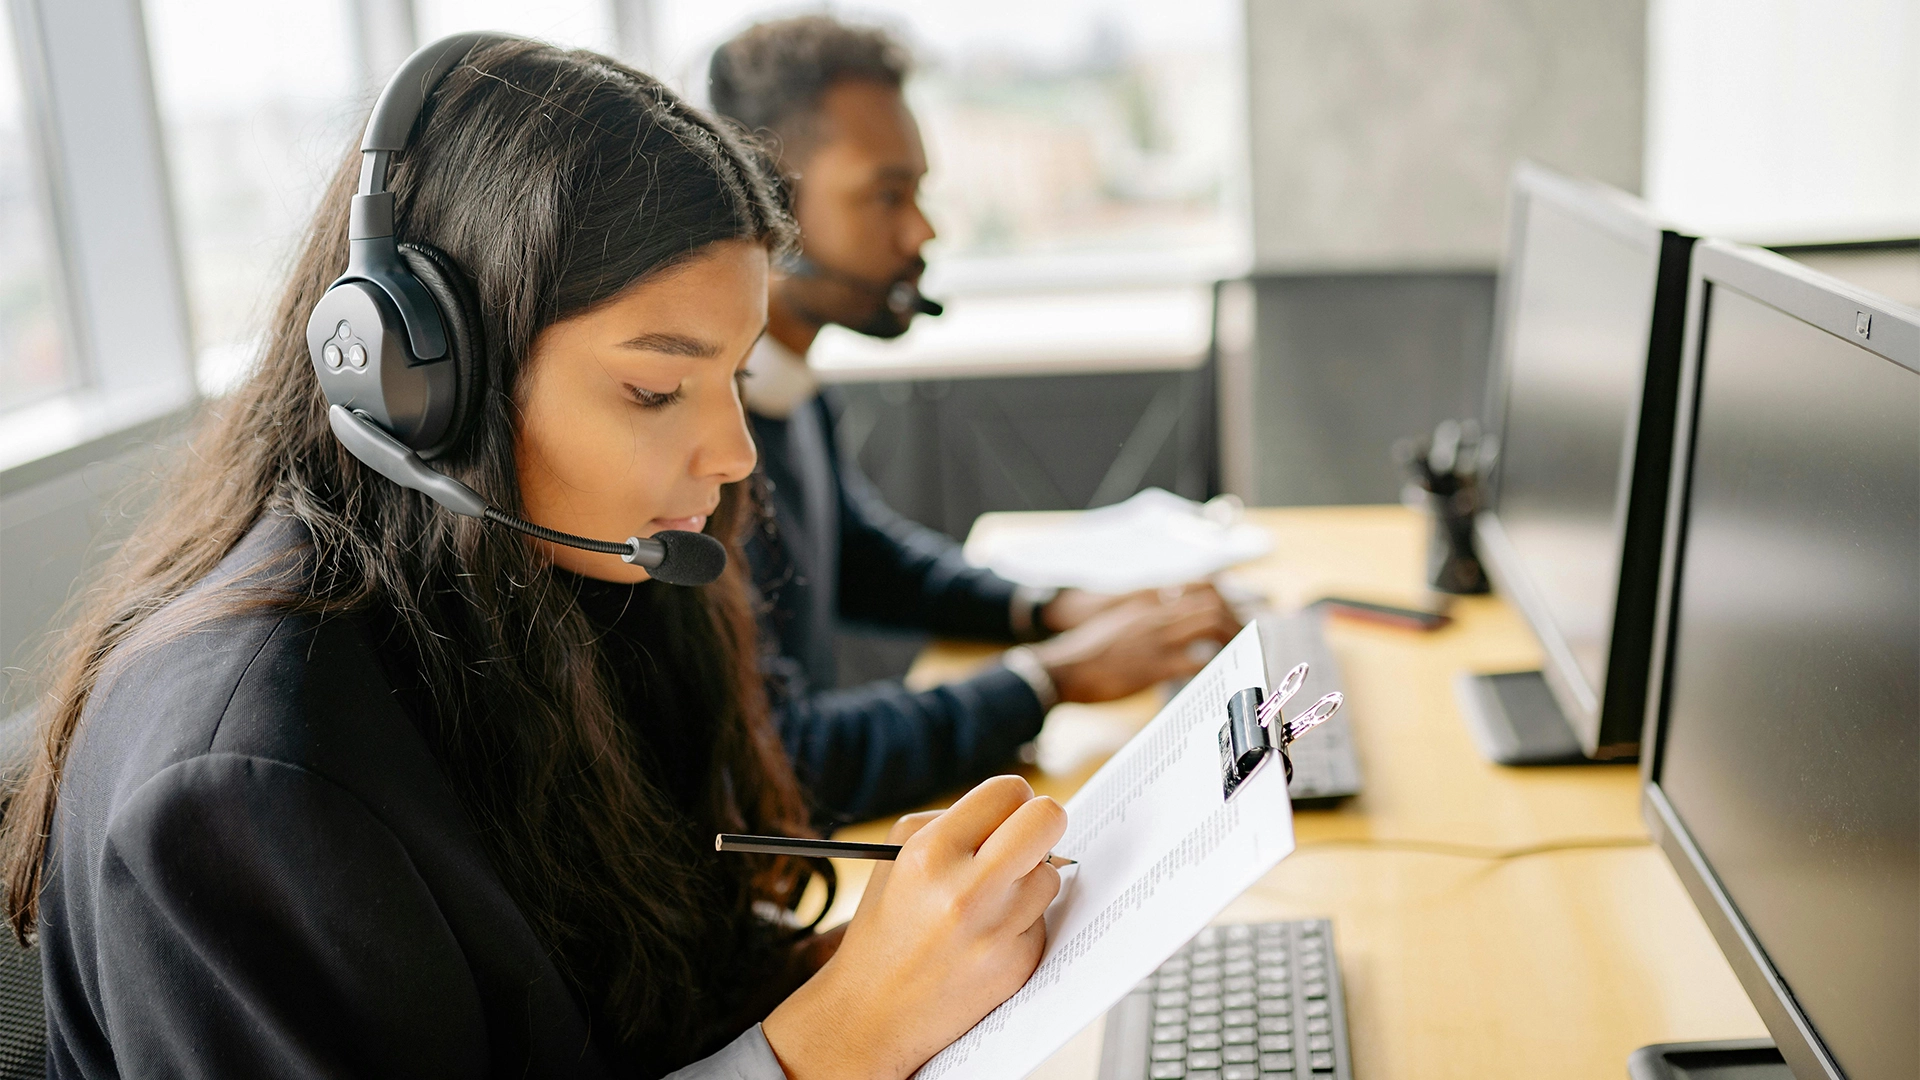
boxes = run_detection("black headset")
[305,32,726,587]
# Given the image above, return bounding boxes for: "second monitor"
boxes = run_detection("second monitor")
[1462,164,1695,764]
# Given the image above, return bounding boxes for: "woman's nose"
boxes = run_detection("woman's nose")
[695,386,758,484]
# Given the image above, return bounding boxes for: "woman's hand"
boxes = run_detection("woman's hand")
[761,775,1067,1080]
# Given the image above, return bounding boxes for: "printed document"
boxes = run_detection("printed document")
[915,622,1294,1080]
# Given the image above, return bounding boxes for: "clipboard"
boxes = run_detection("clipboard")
[1219,662,1344,800]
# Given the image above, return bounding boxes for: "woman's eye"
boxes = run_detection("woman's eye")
[626,384,684,409]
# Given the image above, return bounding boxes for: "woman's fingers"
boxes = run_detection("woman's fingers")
[971,793,1067,887]
[1006,860,1063,926]
[916,774,1035,862]
[886,810,944,845]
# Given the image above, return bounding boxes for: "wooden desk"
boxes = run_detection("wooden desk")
[825,506,1767,1079]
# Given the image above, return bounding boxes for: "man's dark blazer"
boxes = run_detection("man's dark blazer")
[746,394,1046,822]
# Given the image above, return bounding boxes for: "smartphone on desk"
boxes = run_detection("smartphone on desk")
[1312,595,1452,632]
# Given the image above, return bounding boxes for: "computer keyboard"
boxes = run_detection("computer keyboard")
[1096,920,1353,1080]
[1259,615,1362,806]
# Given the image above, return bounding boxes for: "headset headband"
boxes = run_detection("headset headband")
[339,33,514,362]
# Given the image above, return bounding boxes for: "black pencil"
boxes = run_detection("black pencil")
[715,833,1076,868]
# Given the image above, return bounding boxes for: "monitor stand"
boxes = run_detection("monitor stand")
[1453,670,1597,765]
[1628,1040,1789,1079]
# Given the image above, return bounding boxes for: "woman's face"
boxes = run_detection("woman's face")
[516,239,765,583]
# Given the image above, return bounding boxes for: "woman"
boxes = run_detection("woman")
[0,40,1062,1079]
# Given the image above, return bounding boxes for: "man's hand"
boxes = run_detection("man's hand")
[1027,586,1243,703]
[1040,583,1233,634]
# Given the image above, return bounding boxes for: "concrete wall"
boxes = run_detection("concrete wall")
[1246,0,1647,271]
[1239,0,1646,504]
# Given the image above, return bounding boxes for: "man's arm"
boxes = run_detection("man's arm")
[774,664,1047,822]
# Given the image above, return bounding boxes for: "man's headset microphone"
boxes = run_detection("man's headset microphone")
[306,32,727,587]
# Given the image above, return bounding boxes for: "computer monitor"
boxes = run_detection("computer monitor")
[1464,164,1695,763]
[1641,240,1918,1080]
[1774,238,1920,310]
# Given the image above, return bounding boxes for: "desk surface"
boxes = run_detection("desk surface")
[826,506,1767,1080]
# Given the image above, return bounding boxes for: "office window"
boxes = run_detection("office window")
[415,0,616,53]
[0,10,73,414]
[653,0,1249,289]
[145,0,364,396]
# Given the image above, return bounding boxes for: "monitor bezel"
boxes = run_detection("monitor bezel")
[1477,161,1692,758]
[1640,238,1920,1080]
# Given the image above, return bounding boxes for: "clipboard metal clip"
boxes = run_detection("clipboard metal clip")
[1219,662,1345,801]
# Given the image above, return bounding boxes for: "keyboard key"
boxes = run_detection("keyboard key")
[1190,997,1224,1016]
[1305,1018,1329,1035]
[1224,959,1256,977]
[1190,981,1224,999]
[1304,1001,1329,1018]
[1303,982,1327,999]
[1223,1045,1258,1065]
[1153,1008,1188,1025]
[1260,1052,1295,1072]
[1309,1051,1335,1071]
[1152,1025,1187,1043]
[1224,976,1256,994]
[1191,948,1223,965]
[1223,1066,1261,1080]
[1224,1009,1257,1027]
[1226,925,1253,941]
[1257,1016,1292,1035]
[1189,1014,1223,1033]
[1188,1050,1223,1070]
[1190,964,1224,983]
[1158,973,1191,991]
[1306,1035,1332,1052]
[1155,991,1190,1009]
[1256,980,1289,997]
[1150,1063,1186,1080]
[1259,1034,1293,1052]
[1188,1032,1223,1051]
[1256,998,1292,1016]
[1223,1026,1257,1044]
[1189,1072,1221,1080]
[1224,943,1254,960]
[1152,1043,1185,1061]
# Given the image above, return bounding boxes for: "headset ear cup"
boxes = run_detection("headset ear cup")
[398,242,486,460]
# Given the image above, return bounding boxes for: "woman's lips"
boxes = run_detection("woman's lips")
[649,515,708,533]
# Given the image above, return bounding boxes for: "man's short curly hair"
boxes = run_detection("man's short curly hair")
[708,14,912,166]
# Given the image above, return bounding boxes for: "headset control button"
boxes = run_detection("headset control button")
[347,343,368,369]
[323,344,343,369]
[335,320,352,341]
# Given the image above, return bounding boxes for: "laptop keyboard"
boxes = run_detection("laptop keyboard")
[1098,920,1353,1080]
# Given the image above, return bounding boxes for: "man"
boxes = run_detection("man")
[710,16,1241,822]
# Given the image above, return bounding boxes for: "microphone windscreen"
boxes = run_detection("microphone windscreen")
[649,530,728,586]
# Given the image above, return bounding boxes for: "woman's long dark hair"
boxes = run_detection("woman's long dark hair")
[1,40,813,1073]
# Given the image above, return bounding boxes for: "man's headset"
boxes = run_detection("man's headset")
[304,32,726,588]
[779,255,944,318]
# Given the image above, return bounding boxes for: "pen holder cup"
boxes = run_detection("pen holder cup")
[1426,487,1488,595]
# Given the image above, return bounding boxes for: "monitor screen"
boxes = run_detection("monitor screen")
[1658,284,1919,1080]
[1492,198,1662,696]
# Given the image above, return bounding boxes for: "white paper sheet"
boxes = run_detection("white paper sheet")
[914,622,1294,1080]
[965,488,1275,593]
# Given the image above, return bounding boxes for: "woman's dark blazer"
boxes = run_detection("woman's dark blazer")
[39,518,782,1079]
